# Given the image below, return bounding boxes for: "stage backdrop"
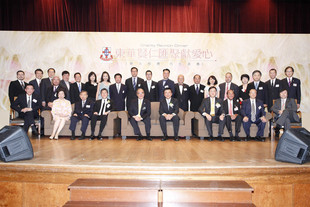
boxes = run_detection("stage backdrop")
[0,32,309,118]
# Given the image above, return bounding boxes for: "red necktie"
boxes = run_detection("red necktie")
[229,100,233,116]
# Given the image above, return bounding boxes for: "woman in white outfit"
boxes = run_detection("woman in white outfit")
[96,71,111,100]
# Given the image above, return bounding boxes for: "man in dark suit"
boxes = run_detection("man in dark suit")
[174,74,190,111]
[241,89,267,141]
[219,72,239,101]
[125,67,144,109]
[223,90,242,141]
[247,70,268,108]
[109,73,127,111]
[271,89,300,134]
[265,68,281,112]
[129,88,152,141]
[142,70,158,102]
[60,70,71,101]
[44,76,67,110]
[29,68,43,98]
[41,68,55,108]
[189,74,205,112]
[157,68,175,101]
[159,88,180,141]
[280,66,301,109]
[198,86,225,141]
[11,84,41,135]
[70,72,85,104]
[90,88,113,140]
[69,91,94,140]
[8,70,28,104]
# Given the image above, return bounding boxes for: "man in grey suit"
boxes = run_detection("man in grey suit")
[271,89,300,134]
[219,72,239,101]
[60,70,71,101]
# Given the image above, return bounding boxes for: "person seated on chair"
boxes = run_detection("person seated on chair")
[271,89,300,137]
[11,84,41,136]
[223,89,242,141]
[90,88,113,141]
[198,86,225,141]
[159,88,180,141]
[49,90,72,140]
[44,76,67,110]
[129,88,152,141]
[69,91,94,140]
[241,89,267,142]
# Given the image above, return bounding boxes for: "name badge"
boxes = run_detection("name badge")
[215,103,221,108]
[234,107,238,111]
[122,90,125,93]
[151,85,155,89]
[32,99,37,103]
[164,85,169,88]
[138,84,141,87]
[86,105,91,108]
[107,104,110,108]
[258,106,262,110]
[275,84,279,87]
[142,107,146,110]
[259,87,263,90]
[184,88,187,91]
[200,90,204,93]
[293,83,297,87]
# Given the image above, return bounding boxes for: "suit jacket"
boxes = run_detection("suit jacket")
[60,80,71,101]
[46,85,68,103]
[125,77,144,102]
[265,79,281,111]
[70,82,85,104]
[223,99,241,116]
[198,97,224,116]
[11,93,41,117]
[93,99,114,114]
[142,80,158,102]
[41,77,52,103]
[247,81,268,105]
[109,83,127,111]
[271,98,300,122]
[174,83,190,111]
[29,79,41,98]
[157,79,175,101]
[8,80,28,104]
[159,97,179,115]
[128,98,151,120]
[241,99,266,120]
[280,77,301,104]
[189,84,205,112]
[219,82,239,100]
[73,99,94,118]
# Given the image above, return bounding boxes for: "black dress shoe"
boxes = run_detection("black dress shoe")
[218,136,224,142]
[174,137,179,141]
[89,135,95,140]
[235,135,241,141]
[244,136,250,141]
[146,136,152,141]
[31,126,39,136]
[161,135,168,141]
[79,133,85,140]
[70,132,76,140]
[255,136,262,142]
[97,136,103,141]
[229,135,235,142]
[208,136,214,141]
[136,135,143,141]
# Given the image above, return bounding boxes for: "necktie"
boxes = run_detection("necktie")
[82,101,85,108]
[78,83,81,92]
[163,80,166,86]
[138,100,142,116]
[180,85,183,95]
[38,80,41,88]
[133,78,136,90]
[281,100,285,111]
[224,84,229,100]
[229,100,233,116]
[288,78,291,87]
[272,80,274,87]
[255,82,258,90]
[167,100,170,110]
[117,84,120,93]
[251,101,256,122]
[54,86,57,92]
[148,82,151,92]
[21,81,25,89]
[99,100,105,115]
[210,99,215,116]
[196,85,199,95]
[27,96,31,108]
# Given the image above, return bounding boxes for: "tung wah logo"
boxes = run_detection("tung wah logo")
[100,47,113,61]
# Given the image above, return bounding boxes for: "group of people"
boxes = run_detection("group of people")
[9,66,301,141]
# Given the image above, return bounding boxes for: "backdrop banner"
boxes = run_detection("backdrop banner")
[0,31,309,111]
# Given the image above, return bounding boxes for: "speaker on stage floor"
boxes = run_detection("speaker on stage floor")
[0,126,33,162]
[275,128,310,164]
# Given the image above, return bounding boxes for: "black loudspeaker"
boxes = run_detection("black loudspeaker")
[275,128,310,164]
[0,126,34,162]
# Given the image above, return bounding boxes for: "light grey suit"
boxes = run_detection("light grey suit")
[271,98,300,130]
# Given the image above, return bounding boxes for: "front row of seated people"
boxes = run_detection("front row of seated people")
[11,83,300,141]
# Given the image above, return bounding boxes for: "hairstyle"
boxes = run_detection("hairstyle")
[34,68,43,74]
[208,86,217,92]
[114,73,122,79]
[74,72,81,78]
[16,70,24,75]
[163,88,172,93]
[252,70,262,76]
[88,72,97,83]
[163,68,170,73]
[100,71,111,83]
[145,70,152,75]
[47,68,55,73]
[100,88,108,94]
[240,74,250,81]
[62,70,70,76]
[25,83,34,89]
[80,90,88,95]
[136,88,145,94]
[207,75,218,85]
[269,68,277,73]
[285,66,294,73]
[57,89,67,98]
[193,74,201,79]
[226,89,234,95]
[279,88,287,93]
[225,72,232,77]
[131,67,138,72]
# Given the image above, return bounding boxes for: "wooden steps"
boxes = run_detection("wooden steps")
[65,179,255,207]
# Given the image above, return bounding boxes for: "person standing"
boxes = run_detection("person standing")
[84,72,98,101]
[70,72,85,104]
[219,72,239,101]
[96,71,111,100]
[157,68,175,101]
[125,67,144,109]
[142,70,158,102]
[29,68,43,98]
[281,66,301,109]
[174,74,190,111]
[9,70,28,104]
[189,74,205,112]
[109,73,128,111]
[41,68,55,108]
[265,69,281,111]
[247,70,268,108]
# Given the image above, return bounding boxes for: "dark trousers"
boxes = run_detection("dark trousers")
[69,115,90,133]
[225,115,242,136]
[275,110,300,130]
[20,111,37,132]
[159,115,179,137]
[129,116,151,136]
[243,118,266,137]
[90,115,108,135]
[204,115,225,137]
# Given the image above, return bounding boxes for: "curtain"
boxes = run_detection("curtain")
[0,0,309,33]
